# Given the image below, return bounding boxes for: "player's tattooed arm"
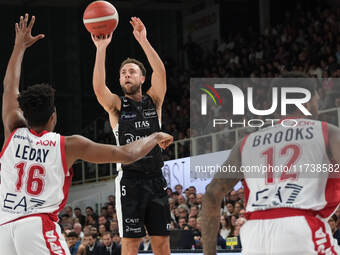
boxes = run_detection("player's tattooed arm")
[2,14,44,141]
[130,17,166,107]
[201,141,242,255]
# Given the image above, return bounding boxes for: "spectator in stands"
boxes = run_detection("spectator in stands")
[329,214,340,245]
[175,184,183,195]
[177,194,186,206]
[85,233,102,255]
[196,194,203,209]
[166,187,173,197]
[74,207,86,227]
[189,205,199,218]
[86,206,97,220]
[106,204,115,222]
[65,206,74,218]
[187,193,197,208]
[219,215,234,240]
[73,222,84,240]
[60,214,73,231]
[139,232,152,251]
[112,232,121,246]
[67,231,81,255]
[178,217,188,230]
[188,216,198,230]
[98,215,110,231]
[86,215,97,227]
[100,232,121,255]
[98,224,107,238]
[100,206,108,218]
[110,220,119,233]
[225,202,234,216]
[107,195,115,205]
[234,201,244,216]
[188,186,197,195]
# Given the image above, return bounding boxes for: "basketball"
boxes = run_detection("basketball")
[83,1,119,36]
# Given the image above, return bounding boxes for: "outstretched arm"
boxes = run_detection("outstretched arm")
[65,132,173,169]
[201,141,242,255]
[130,17,166,108]
[2,14,44,143]
[91,33,121,113]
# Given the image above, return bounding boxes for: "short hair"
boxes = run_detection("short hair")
[74,207,81,211]
[67,231,78,238]
[103,231,113,238]
[84,232,97,239]
[17,84,55,127]
[331,214,338,222]
[120,58,146,76]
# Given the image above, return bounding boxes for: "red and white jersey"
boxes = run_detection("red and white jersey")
[0,128,72,225]
[241,118,340,218]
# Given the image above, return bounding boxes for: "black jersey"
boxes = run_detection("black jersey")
[116,94,164,175]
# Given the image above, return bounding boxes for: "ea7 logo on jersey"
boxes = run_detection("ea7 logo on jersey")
[135,121,150,129]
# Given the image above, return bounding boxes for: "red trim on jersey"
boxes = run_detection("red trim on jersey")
[242,179,250,209]
[41,214,67,255]
[29,129,49,137]
[60,136,67,175]
[321,121,329,153]
[240,135,249,153]
[305,216,337,255]
[0,128,17,159]
[318,178,340,218]
[244,208,317,220]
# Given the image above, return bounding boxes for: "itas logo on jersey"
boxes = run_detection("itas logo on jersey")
[143,109,157,118]
[134,120,150,129]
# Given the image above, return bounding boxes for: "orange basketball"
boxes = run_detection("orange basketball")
[83,1,119,36]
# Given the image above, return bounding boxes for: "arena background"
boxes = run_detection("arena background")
[0,0,340,254]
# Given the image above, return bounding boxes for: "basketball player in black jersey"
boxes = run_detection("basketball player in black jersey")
[91,17,170,255]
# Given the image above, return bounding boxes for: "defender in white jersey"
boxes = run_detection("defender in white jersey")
[0,14,173,255]
[202,74,340,255]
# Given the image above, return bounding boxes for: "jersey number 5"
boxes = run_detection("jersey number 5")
[262,144,300,184]
[15,162,46,196]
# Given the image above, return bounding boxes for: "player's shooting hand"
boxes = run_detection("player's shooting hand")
[91,33,113,49]
[15,14,45,50]
[130,17,147,42]
[156,132,173,150]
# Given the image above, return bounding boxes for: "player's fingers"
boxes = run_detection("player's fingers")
[28,15,35,31]
[32,34,45,43]
[15,23,19,33]
[19,16,24,29]
[24,13,29,27]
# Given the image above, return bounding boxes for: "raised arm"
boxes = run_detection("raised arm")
[201,141,242,255]
[2,14,44,143]
[130,17,166,108]
[91,33,121,113]
[65,132,173,170]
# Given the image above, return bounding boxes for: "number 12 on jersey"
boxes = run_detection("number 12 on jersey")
[15,162,46,196]
[262,144,300,184]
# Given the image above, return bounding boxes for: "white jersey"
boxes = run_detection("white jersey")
[241,118,340,218]
[0,128,72,225]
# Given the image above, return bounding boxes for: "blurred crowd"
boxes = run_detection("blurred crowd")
[60,184,340,254]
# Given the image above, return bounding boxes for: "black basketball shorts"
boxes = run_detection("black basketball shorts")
[115,172,171,238]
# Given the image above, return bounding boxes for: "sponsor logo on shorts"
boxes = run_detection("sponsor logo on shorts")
[143,109,157,118]
[125,226,142,233]
[125,218,140,224]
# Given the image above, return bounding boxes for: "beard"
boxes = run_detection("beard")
[122,83,141,95]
